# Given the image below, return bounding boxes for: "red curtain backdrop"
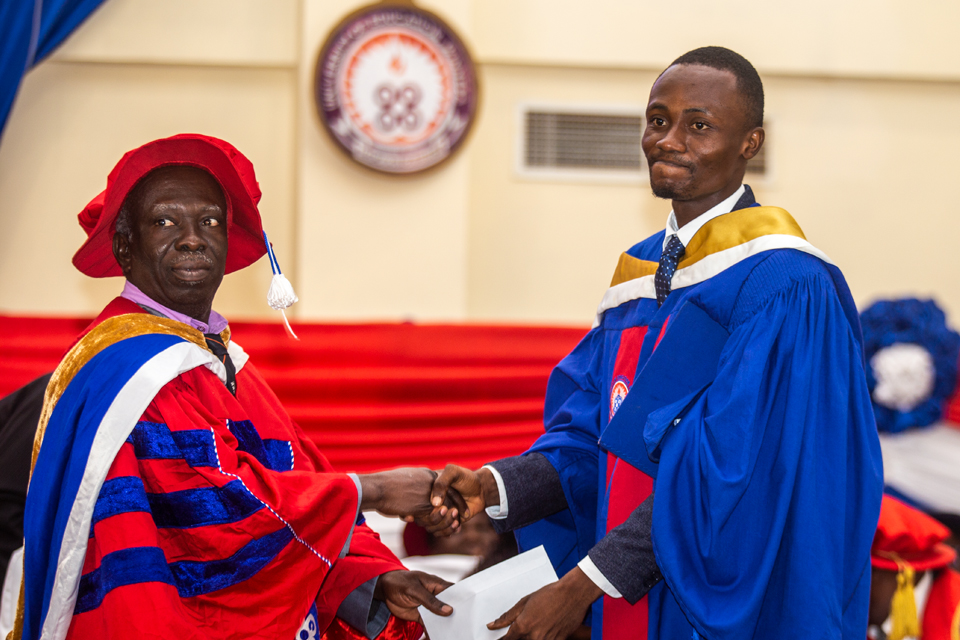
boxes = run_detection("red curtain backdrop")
[0,315,587,473]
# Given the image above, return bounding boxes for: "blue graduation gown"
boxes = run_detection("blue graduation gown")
[515,206,883,639]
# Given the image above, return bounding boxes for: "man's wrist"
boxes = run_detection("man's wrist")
[578,556,622,598]
[477,467,500,509]
[558,566,605,608]
[357,473,384,512]
[372,570,396,599]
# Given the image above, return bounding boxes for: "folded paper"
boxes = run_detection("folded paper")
[419,546,558,640]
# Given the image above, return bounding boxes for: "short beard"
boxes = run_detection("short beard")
[650,178,696,201]
[647,163,697,201]
[651,183,682,200]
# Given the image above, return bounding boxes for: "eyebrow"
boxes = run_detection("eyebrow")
[646,103,714,117]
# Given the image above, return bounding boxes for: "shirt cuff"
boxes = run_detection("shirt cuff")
[482,464,509,519]
[577,556,622,599]
[341,473,362,559]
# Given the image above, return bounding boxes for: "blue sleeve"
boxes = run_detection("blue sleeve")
[514,327,604,579]
[487,453,568,533]
[651,267,883,639]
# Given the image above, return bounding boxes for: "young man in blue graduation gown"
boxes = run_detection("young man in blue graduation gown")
[427,47,884,639]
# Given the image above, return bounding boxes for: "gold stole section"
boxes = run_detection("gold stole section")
[609,254,658,287]
[7,314,227,640]
[609,206,805,288]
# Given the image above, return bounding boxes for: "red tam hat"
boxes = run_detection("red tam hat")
[72,134,266,278]
[872,495,956,572]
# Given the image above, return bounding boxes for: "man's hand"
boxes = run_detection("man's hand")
[375,570,453,621]
[358,468,466,532]
[422,464,500,534]
[487,566,602,640]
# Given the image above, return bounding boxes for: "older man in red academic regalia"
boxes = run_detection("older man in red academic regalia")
[12,134,458,640]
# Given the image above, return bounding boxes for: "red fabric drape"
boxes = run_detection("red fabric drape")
[0,315,586,472]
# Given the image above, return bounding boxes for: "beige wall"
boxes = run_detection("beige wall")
[472,1,960,81]
[1,0,959,325]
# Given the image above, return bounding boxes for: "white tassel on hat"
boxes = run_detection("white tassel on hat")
[263,231,300,340]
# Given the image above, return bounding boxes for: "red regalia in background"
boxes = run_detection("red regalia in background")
[870,496,960,640]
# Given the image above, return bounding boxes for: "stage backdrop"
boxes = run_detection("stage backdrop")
[0,315,586,472]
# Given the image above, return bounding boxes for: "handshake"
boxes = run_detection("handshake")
[356,464,498,535]
[353,465,600,639]
[352,466,498,625]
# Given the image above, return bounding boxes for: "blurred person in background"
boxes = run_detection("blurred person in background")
[869,495,960,640]
[860,298,960,547]
[402,512,517,582]
[0,374,51,638]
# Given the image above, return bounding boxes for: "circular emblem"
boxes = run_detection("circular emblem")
[610,376,631,419]
[315,2,479,174]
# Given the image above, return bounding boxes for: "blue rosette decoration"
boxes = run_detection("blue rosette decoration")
[860,298,960,433]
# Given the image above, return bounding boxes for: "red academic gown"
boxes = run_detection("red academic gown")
[64,299,419,640]
[922,568,960,640]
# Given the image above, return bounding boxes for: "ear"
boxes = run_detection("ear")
[742,127,765,161]
[113,232,133,277]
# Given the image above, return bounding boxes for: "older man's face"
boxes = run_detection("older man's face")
[114,166,228,322]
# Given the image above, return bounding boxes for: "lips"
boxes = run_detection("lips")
[650,157,692,171]
[171,256,214,282]
[171,265,211,283]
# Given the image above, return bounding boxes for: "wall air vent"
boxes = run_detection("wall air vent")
[518,105,643,183]
[518,106,769,183]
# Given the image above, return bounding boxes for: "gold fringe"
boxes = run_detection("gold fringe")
[6,577,23,640]
[8,314,226,640]
[889,559,920,640]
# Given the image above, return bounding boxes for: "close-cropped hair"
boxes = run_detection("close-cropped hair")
[667,46,764,129]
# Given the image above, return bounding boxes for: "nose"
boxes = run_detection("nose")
[176,218,206,252]
[656,123,685,154]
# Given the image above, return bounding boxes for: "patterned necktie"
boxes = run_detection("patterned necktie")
[655,234,686,307]
[204,332,237,395]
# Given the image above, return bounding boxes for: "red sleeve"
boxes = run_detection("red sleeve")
[171,362,419,636]
[233,364,420,631]
[314,521,408,624]
[72,363,367,640]
[922,568,960,640]
[321,617,422,640]
[143,369,361,567]
[138,368,361,636]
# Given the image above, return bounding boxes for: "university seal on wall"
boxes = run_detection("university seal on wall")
[315,1,479,174]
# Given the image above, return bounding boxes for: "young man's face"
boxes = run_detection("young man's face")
[642,64,761,206]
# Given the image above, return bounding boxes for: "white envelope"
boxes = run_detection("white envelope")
[419,546,558,640]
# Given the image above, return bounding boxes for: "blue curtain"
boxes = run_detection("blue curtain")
[0,0,107,139]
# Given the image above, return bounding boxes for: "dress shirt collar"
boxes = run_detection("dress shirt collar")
[121,281,228,334]
[663,184,746,250]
